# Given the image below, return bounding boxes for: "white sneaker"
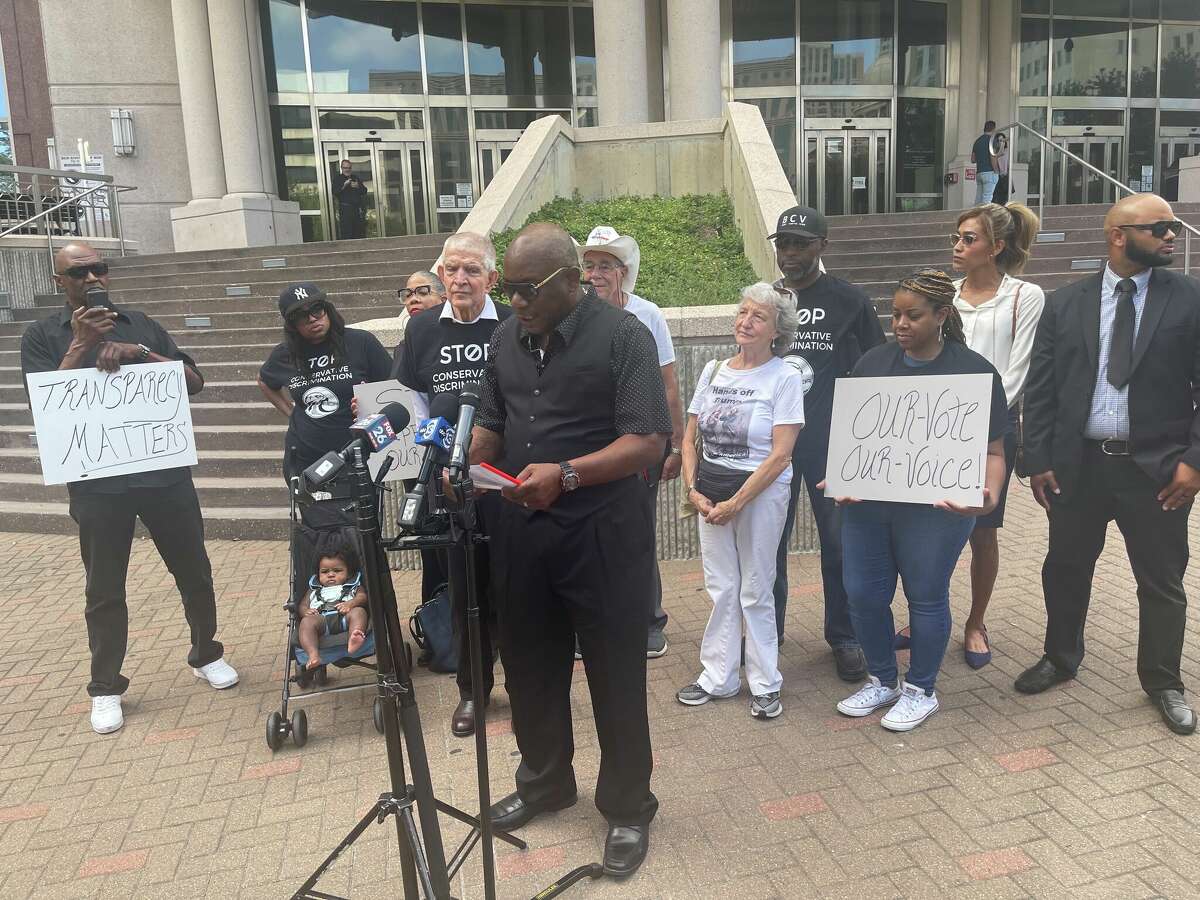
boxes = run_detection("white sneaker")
[193,657,239,689]
[880,681,939,732]
[90,695,124,734]
[836,675,902,717]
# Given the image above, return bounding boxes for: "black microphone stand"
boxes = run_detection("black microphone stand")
[293,447,525,900]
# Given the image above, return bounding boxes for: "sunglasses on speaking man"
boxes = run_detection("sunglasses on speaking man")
[500,265,579,301]
[1118,220,1185,239]
[62,261,110,280]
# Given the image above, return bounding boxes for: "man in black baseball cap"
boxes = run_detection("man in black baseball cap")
[769,205,885,683]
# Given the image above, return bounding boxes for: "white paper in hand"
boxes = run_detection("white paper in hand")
[470,463,521,491]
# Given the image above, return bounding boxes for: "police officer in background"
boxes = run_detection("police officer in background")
[769,206,885,681]
[393,231,511,737]
[473,223,670,878]
[333,159,368,240]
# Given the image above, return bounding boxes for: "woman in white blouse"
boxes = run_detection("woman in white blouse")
[895,202,1044,669]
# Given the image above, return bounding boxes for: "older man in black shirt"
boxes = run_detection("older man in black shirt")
[20,242,236,737]
[472,223,670,878]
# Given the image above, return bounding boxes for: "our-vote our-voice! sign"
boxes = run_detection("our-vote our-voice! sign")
[824,374,993,507]
[25,361,198,485]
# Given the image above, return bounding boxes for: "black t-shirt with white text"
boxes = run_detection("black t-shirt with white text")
[259,327,392,471]
[851,339,1009,443]
[775,273,885,441]
[392,301,512,404]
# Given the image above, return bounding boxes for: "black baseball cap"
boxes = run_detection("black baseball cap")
[278,282,328,318]
[768,205,828,240]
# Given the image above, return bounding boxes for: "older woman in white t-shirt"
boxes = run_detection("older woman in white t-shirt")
[676,283,804,720]
[896,202,1045,669]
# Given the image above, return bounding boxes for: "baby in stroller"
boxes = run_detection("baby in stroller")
[298,542,369,670]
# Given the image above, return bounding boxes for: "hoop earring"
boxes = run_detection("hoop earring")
[938,324,944,343]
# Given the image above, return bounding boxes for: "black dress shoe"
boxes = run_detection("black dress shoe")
[602,824,649,877]
[1014,656,1074,694]
[1151,690,1197,735]
[833,646,868,682]
[451,698,487,737]
[488,790,577,831]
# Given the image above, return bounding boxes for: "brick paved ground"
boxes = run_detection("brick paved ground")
[1,481,1199,899]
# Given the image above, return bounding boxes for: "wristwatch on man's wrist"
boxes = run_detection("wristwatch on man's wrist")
[559,461,581,492]
[668,446,683,456]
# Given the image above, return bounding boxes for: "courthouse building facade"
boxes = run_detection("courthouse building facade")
[3,0,1199,252]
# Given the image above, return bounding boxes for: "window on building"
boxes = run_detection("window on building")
[732,0,796,89]
[574,7,596,97]
[798,0,894,86]
[423,3,467,96]
[896,98,944,211]
[1162,24,1200,98]
[745,98,797,193]
[1131,23,1158,97]
[0,35,10,166]
[1128,107,1156,190]
[305,1,421,94]
[1017,106,1047,200]
[1162,0,1200,20]
[270,106,325,240]
[261,0,306,93]
[1019,19,1049,97]
[1052,19,1128,97]
[1054,0,1129,16]
[465,4,571,104]
[899,0,946,88]
[430,106,472,229]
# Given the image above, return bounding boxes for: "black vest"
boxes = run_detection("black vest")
[497,298,638,518]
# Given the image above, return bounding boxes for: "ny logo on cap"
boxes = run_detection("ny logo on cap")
[294,287,309,301]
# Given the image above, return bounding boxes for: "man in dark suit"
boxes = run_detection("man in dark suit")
[1017,193,1200,735]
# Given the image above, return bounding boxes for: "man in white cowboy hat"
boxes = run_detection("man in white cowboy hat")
[580,225,685,658]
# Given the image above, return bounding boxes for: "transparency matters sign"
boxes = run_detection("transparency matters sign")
[25,361,198,485]
[824,374,993,507]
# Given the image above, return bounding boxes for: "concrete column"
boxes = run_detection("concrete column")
[207,0,275,196]
[594,0,649,125]
[666,0,720,120]
[946,0,988,208]
[170,0,227,201]
[986,0,1017,137]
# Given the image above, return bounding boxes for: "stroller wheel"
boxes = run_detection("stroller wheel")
[291,709,309,747]
[373,697,386,735]
[266,711,286,751]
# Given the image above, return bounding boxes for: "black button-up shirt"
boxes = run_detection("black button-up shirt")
[477,293,671,438]
[20,303,202,495]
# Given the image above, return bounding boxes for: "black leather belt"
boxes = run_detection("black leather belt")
[1085,438,1132,456]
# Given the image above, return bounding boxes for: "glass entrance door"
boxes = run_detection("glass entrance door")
[804,130,891,216]
[1159,137,1200,201]
[477,141,516,192]
[324,142,431,239]
[1051,136,1123,206]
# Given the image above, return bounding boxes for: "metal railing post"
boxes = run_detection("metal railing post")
[112,187,126,257]
[1187,229,1192,277]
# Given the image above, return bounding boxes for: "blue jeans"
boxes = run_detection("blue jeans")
[774,432,858,648]
[842,501,975,693]
[976,170,999,204]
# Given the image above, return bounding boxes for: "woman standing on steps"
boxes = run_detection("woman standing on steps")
[893,205,1044,669]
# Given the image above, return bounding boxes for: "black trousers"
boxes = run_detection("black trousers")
[1043,446,1190,693]
[68,479,223,697]
[490,487,658,827]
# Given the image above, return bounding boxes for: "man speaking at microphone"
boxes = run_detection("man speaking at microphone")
[392,231,510,736]
[471,223,671,878]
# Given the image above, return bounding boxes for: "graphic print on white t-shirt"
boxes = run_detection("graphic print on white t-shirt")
[698,385,753,461]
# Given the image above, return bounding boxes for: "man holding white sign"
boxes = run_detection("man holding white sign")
[828,270,1007,733]
[20,243,237,736]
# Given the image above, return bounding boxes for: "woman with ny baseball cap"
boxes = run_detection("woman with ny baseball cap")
[257,282,392,484]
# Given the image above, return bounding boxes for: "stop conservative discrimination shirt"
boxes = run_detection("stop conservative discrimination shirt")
[392,297,512,420]
[259,327,392,470]
[773,273,885,439]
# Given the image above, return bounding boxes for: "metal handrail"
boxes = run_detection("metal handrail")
[994,120,1195,275]
[0,183,110,240]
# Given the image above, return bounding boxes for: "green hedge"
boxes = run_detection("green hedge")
[491,193,759,308]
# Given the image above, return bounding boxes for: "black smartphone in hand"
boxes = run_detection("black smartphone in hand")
[84,287,114,310]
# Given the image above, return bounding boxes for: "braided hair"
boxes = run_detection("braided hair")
[897,269,965,344]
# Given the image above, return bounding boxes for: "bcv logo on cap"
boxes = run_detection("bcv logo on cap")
[780,213,807,227]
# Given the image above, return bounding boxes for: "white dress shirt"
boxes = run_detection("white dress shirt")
[954,273,1046,408]
[1083,265,1151,441]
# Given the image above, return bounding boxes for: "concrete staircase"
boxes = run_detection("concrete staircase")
[0,232,449,540]
[2,202,1199,540]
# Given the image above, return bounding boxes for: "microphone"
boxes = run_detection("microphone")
[303,402,411,490]
[448,381,480,479]
[399,393,459,529]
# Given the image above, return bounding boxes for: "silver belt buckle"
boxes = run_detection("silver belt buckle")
[1100,438,1129,456]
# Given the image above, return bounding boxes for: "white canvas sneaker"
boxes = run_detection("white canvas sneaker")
[880,681,939,732]
[90,695,124,734]
[836,676,902,717]
[193,657,239,689]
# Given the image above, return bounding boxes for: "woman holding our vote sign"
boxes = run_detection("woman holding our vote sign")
[830,270,1009,733]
